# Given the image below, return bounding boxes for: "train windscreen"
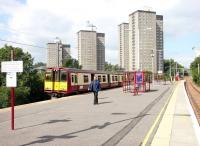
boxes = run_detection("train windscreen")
[45,70,52,81]
[60,70,67,82]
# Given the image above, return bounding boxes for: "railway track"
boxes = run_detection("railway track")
[185,77,200,125]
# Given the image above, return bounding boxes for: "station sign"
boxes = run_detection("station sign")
[1,61,23,73]
[6,72,16,87]
[136,71,143,84]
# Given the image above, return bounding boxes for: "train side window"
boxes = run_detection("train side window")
[102,75,106,82]
[60,71,67,82]
[71,75,74,83]
[98,75,101,82]
[84,75,89,83]
[75,75,78,83]
[112,76,114,81]
[115,76,118,81]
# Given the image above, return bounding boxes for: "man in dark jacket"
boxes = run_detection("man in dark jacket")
[89,76,101,104]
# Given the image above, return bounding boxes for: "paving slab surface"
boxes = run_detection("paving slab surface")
[0,82,173,146]
[151,81,200,146]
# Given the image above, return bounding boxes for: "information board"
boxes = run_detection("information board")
[6,72,16,87]
[136,72,143,84]
[1,61,23,73]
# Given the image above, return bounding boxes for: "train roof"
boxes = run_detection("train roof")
[46,67,123,74]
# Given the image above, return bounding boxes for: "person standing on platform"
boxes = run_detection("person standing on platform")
[89,76,101,105]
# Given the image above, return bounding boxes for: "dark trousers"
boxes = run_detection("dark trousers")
[93,92,98,104]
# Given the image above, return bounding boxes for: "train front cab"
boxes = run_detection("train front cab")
[44,68,68,96]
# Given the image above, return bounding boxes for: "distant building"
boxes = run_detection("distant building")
[118,23,129,71]
[156,15,164,73]
[77,30,105,70]
[97,33,105,70]
[129,10,157,72]
[47,38,70,67]
[118,10,163,73]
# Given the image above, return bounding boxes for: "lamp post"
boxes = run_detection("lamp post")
[151,50,155,85]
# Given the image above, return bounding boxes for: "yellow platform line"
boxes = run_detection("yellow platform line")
[141,82,179,146]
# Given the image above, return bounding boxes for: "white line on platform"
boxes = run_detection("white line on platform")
[183,80,200,146]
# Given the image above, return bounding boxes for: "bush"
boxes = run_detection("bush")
[0,87,10,108]
[15,87,30,105]
[0,86,31,108]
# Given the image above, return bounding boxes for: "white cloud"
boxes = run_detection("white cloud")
[0,0,199,66]
[0,0,24,15]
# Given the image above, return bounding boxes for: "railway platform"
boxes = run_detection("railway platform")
[0,81,199,146]
[144,80,200,146]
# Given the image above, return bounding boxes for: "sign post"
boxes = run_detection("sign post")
[1,58,23,130]
[11,86,14,130]
[134,71,145,94]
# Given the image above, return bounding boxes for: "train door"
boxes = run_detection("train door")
[75,73,78,90]
[70,72,78,92]
[107,74,111,87]
[53,69,60,91]
[59,70,68,91]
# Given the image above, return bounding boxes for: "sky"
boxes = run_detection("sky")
[0,0,200,68]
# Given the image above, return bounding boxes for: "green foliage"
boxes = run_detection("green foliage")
[34,62,46,68]
[63,56,82,69]
[164,59,184,79]
[104,62,123,71]
[0,87,10,108]
[190,57,200,85]
[15,87,30,105]
[0,45,49,108]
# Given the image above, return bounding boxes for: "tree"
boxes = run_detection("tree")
[0,45,49,108]
[104,62,113,71]
[190,57,200,85]
[104,62,123,71]
[163,59,184,80]
[34,62,46,68]
[63,56,82,69]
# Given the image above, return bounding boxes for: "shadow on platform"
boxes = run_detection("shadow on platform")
[146,89,158,92]
[16,119,72,130]
[99,97,109,99]
[98,101,113,105]
[111,112,127,115]
[21,114,149,146]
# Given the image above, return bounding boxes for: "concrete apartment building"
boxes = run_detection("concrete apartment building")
[118,23,129,71]
[156,15,164,73]
[119,10,163,73]
[47,38,70,67]
[78,30,105,70]
[96,33,105,70]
